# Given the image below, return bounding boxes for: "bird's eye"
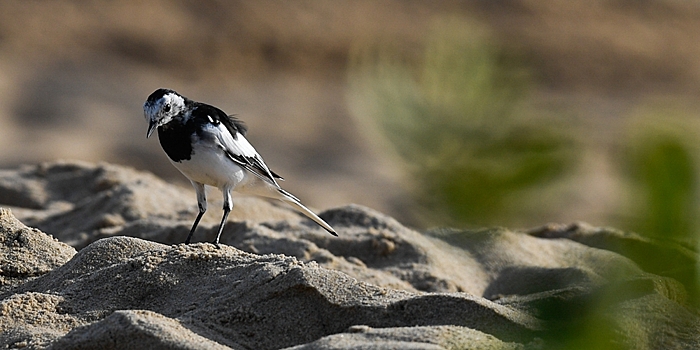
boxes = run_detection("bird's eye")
[163,104,171,113]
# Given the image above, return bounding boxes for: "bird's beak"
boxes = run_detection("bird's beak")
[147,120,158,139]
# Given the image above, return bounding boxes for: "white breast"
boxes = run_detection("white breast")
[168,141,249,190]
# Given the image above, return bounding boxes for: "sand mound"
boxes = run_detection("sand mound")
[0,208,75,294]
[0,161,697,349]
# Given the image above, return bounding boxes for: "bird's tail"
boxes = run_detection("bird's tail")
[277,189,337,236]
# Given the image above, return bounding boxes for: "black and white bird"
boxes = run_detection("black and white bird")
[144,88,337,246]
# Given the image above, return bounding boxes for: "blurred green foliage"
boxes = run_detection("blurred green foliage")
[620,114,700,302]
[348,19,575,227]
[349,19,700,348]
[623,127,698,241]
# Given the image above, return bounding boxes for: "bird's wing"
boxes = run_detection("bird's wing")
[193,104,282,187]
[217,124,281,187]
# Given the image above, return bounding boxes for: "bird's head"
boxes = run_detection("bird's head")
[144,88,187,138]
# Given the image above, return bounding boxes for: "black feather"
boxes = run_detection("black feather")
[191,103,247,138]
[147,88,177,104]
[157,120,195,162]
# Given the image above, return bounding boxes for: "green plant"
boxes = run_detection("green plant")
[624,133,697,240]
[620,113,700,302]
[348,18,575,227]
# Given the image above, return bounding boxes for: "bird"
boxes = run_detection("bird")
[143,88,337,246]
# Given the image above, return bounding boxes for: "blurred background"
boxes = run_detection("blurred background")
[1,0,700,238]
[2,2,700,347]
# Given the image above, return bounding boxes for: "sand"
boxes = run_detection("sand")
[0,160,697,349]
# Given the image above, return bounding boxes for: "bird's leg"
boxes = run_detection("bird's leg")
[213,188,233,248]
[186,181,207,244]
[213,205,230,249]
[185,205,205,244]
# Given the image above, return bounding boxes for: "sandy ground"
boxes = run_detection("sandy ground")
[0,160,697,349]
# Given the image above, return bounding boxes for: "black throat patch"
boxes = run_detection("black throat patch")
[157,119,196,162]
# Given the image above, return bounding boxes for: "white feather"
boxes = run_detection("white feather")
[209,122,279,187]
